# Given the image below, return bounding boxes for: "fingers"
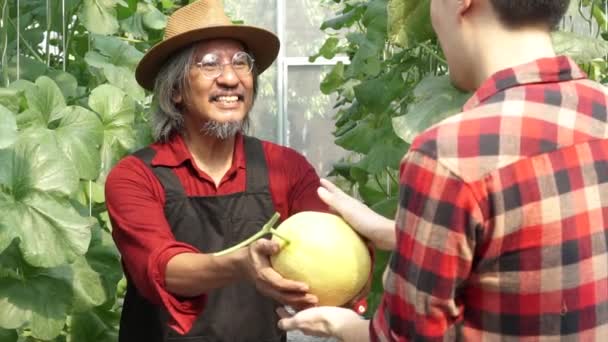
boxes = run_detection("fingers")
[250,239,280,256]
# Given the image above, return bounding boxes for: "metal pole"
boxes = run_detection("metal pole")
[16,0,20,79]
[276,0,286,145]
[62,0,66,71]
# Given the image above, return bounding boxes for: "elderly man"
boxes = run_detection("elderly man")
[278,0,608,341]
[105,0,327,341]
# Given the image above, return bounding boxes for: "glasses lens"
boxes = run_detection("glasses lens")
[199,53,221,78]
[232,52,254,74]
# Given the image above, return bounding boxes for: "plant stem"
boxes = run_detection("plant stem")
[213,212,291,256]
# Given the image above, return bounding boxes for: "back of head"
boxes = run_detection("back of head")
[490,0,570,30]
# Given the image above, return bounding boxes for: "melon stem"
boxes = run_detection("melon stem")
[213,212,290,256]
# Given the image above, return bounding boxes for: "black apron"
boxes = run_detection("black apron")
[119,136,285,342]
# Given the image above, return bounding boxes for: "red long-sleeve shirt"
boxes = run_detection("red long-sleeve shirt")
[105,133,328,334]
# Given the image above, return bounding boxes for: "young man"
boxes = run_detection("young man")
[277,0,608,340]
[105,0,327,341]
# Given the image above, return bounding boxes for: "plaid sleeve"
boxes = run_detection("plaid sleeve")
[371,150,484,341]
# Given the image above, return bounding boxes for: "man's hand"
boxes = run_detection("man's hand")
[277,306,369,341]
[318,178,396,250]
[242,239,318,309]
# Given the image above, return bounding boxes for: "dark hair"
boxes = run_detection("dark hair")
[490,0,570,29]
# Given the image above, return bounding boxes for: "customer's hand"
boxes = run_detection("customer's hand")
[242,239,318,309]
[277,306,366,339]
[318,178,396,250]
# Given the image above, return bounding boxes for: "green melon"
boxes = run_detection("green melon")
[270,211,372,307]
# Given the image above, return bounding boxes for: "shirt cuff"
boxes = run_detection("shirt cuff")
[149,244,207,335]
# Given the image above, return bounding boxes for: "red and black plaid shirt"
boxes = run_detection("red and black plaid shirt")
[371,56,608,341]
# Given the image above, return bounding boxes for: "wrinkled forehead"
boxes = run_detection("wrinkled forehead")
[192,38,247,58]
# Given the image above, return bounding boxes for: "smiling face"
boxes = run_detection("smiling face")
[174,39,255,138]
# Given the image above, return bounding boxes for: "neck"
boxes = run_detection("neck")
[470,25,556,89]
[181,126,236,186]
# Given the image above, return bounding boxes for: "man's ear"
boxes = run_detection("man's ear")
[458,0,473,16]
[172,91,183,104]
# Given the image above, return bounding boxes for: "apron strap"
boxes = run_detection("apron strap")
[242,136,271,194]
[132,147,187,197]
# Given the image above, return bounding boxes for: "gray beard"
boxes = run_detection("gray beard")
[199,120,244,140]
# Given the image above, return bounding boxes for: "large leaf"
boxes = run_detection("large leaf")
[89,34,144,70]
[48,70,80,101]
[0,273,71,340]
[0,328,17,342]
[552,30,608,64]
[0,105,17,149]
[0,88,21,113]
[89,84,136,182]
[387,0,434,47]
[0,191,92,268]
[54,106,104,180]
[2,129,79,198]
[70,307,120,342]
[80,0,121,35]
[46,256,108,312]
[24,76,66,124]
[392,75,469,143]
[354,71,406,113]
[121,2,167,39]
[85,224,122,306]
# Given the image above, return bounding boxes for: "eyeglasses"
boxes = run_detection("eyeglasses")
[195,51,255,79]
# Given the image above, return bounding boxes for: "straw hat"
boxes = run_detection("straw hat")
[135,0,280,90]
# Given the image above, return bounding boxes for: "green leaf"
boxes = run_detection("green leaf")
[320,62,345,94]
[310,37,341,62]
[0,191,92,267]
[4,129,80,198]
[70,307,120,342]
[0,105,17,149]
[48,70,79,101]
[0,328,17,342]
[80,0,120,35]
[552,31,608,64]
[89,84,136,182]
[46,256,107,312]
[89,35,144,70]
[0,88,21,113]
[392,75,469,143]
[102,64,146,102]
[0,273,72,340]
[354,72,406,113]
[335,120,384,154]
[387,0,434,47]
[356,140,407,174]
[53,106,104,180]
[320,4,365,30]
[142,2,168,30]
[24,76,66,124]
[370,197,398,219]
[86,225,122,304]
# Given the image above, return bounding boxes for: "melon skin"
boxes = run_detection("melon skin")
[270,211,372,307]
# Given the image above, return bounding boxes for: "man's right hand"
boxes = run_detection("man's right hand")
[317,178,396,251]
[241,239,318,310]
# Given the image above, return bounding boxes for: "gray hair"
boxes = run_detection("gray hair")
[151,44,259,142]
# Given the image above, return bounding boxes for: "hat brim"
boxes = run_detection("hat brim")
[135,25,280,91]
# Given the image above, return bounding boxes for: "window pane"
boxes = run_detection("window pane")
[286,1,339,57]
[224,0,278,142]
[286,65,347,176]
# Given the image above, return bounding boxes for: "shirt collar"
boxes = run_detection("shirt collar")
[464,56,587,111]
[151,132,247,172]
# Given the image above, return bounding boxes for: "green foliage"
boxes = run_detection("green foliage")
[0,0,163,340]
[315,0,608,316]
